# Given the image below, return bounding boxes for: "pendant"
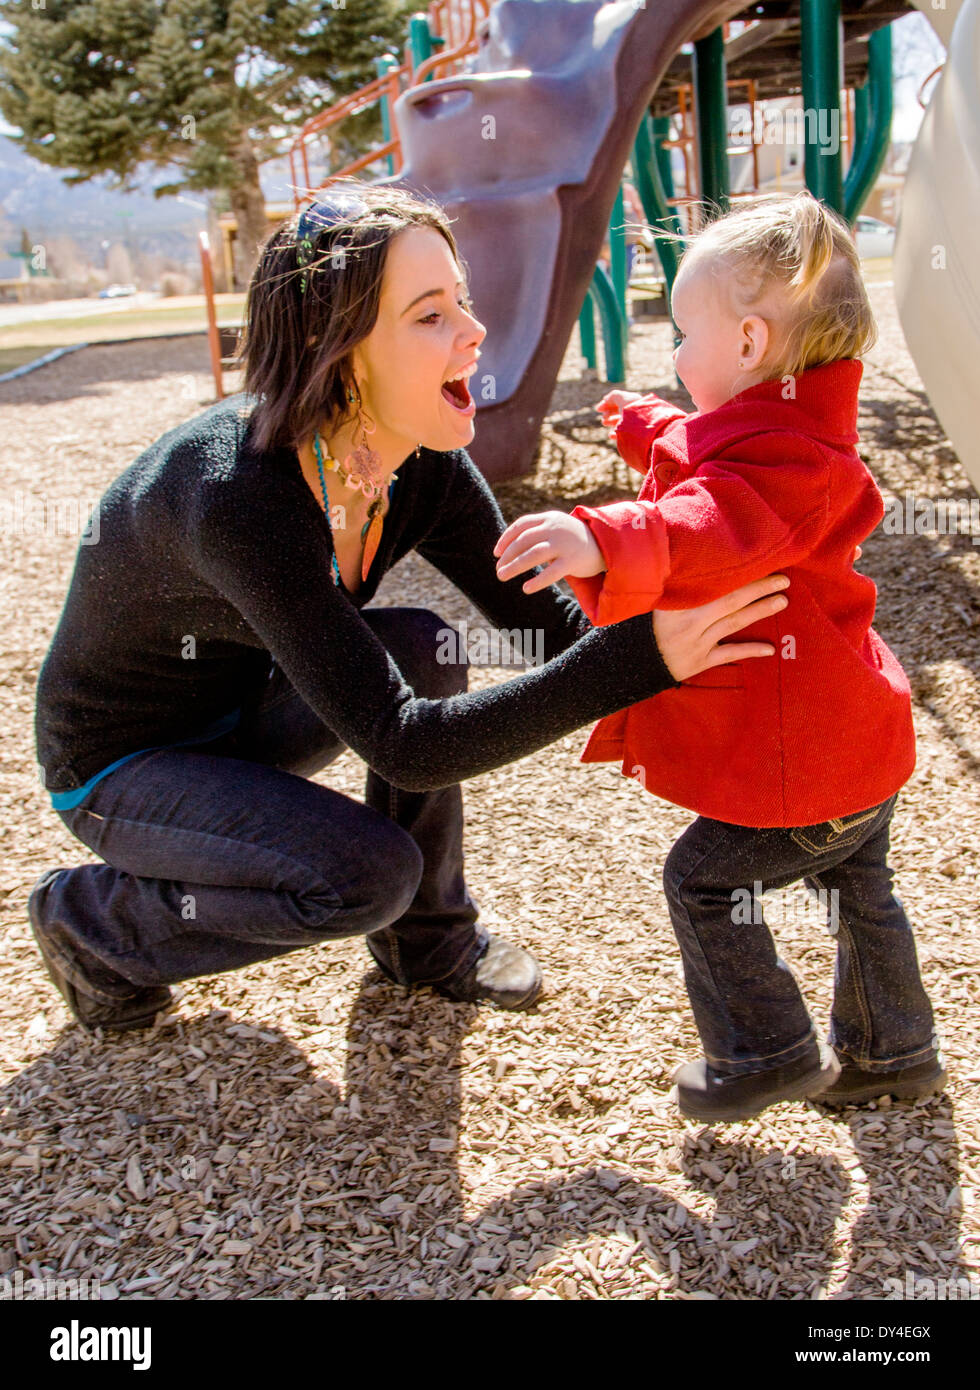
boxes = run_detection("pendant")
[343,444,385,494]
[361,507,384,583]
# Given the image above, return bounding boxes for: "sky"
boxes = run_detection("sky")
[889,10,948,141]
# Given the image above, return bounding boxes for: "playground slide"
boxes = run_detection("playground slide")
[895,0,980,493]
[389,0,747,482]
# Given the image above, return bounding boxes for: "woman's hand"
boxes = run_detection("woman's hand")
[597,389,643,440]
[652,574,791,682]
[494,510,606,593]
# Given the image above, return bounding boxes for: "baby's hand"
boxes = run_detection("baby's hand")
[494,511,606,594]
[597,389,643,440]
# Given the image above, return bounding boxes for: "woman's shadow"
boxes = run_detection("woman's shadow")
[12,974,962,1300]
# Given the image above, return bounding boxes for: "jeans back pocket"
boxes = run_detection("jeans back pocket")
[790,800,890,856]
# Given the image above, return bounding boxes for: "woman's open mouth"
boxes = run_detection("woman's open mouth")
[441,365,477,417]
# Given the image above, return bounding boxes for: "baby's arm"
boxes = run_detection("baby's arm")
[494,509,606,595]
[597,391,691,473]
[567,434,833,625]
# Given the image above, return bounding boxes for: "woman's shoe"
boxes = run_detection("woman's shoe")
[674,1042,841,1122]
[435,934,543,1011]
[28,869,173,1033]
[812,1053,947,1108]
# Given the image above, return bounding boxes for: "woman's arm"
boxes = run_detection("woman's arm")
[187,468,787,792]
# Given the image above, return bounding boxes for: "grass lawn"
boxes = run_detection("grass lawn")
[0,343,67,372]
[0,295,246,354]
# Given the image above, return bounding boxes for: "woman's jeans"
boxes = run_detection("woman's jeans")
[662,795,939,1075]
[44,607,487,992]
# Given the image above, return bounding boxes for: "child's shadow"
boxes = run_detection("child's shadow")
[326,978,849,1299]
[827,1100,967,1300]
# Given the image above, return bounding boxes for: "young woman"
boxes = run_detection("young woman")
[31,183,791,1032]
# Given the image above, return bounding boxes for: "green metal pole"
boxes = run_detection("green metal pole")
[844,26,893,224]
[850,79,870,213]
[375,54,398,176]
[579,296,598,369]
[854,82,869,153]
[651,116,683,237]
[632,113,684,297]
[692,27,729,220]
[409,14,434,77]
[800,0,845,214]
[609,185,629,326]
[632,114,684,369]
[588,266,627,384]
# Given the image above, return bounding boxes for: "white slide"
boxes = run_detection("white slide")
[895,0,980,491]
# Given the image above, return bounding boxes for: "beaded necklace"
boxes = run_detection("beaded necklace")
[312,429,398,587]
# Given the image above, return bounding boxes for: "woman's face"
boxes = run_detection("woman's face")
[352,224,487,457]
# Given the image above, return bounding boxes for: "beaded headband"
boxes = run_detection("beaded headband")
[296,191,369,295]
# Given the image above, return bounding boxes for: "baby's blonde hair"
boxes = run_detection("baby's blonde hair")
[676,191,877,378]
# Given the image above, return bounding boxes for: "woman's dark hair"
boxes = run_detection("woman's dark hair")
[237,180,461,454]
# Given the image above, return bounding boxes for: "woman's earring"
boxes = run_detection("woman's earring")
[343,407,384,491]
[415,443,421,459]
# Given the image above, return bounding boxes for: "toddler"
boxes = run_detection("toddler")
[494,192,944,1122]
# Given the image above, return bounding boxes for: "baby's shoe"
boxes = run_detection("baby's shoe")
[674,1042,840,1122]
[812,1051,947,1109]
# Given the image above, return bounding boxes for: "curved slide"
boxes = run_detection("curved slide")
[389,0,979,489]
[388,0,748,481]
[895,0,980,493]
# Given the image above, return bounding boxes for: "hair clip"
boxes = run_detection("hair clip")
[296,191,369,295]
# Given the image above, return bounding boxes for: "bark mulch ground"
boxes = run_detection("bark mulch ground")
[0,284,977,1300]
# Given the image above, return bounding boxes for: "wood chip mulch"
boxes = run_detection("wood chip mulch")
[0,283,977,1300]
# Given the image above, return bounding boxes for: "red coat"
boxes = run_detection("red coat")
[567,359,915,827]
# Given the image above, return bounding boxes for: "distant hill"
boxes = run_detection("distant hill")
[0,134,354,267]
[0,135,207,262]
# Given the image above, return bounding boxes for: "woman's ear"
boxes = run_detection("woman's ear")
[738,314,769,371]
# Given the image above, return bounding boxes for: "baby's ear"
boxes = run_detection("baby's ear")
[739,314,770,369]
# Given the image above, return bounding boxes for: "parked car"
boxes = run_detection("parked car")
[855,216,895,260]
[97,283,138,299]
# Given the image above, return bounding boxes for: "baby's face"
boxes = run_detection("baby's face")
[670,260,773,413]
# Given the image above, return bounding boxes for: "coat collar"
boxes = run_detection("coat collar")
[680,358,863,462]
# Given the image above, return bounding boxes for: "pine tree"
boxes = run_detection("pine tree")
[0,0,408,285]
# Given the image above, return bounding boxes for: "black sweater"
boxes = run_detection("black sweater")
[36,393,678,795]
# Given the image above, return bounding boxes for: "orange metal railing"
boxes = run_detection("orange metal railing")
[661,77,765,234]
[198,231,224,400]
[413,0,489,85]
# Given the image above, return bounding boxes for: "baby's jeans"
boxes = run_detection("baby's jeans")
[662,795,939,1075]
